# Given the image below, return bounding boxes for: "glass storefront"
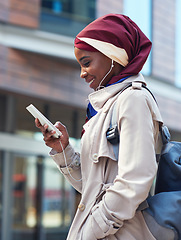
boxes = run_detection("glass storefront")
[40,0,96,36]
[12,154,37,240]
[0,92,84,240]
[42,157,73,229]
[11,153,75,240]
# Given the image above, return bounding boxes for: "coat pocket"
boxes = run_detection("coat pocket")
[80,215,97,240]
[95,183,114,204]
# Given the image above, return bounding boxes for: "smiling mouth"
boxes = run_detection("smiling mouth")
[88,79,95,85]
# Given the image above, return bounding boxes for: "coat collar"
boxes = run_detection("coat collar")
[88,74,146,111]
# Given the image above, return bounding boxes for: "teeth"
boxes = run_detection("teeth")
[89,79,95,85]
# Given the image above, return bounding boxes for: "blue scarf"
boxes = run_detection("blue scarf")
[87,76,131,120]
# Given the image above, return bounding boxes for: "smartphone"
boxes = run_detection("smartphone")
[26,104,62,138]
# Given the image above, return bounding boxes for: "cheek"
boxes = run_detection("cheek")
[93,68,105,82]
[96,63,111,80]
[91,61,108,79]
[88,64,100,78]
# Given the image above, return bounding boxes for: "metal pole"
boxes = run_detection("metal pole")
[35,156,46,240]
[1,95,16,240]
[1,151,14,240]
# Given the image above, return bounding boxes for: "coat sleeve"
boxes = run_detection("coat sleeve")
[50,144,82,193]
[88,89,159,238]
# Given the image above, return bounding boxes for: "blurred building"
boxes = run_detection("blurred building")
[0,0,181,240]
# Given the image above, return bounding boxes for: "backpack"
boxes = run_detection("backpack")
[106,83,181,240]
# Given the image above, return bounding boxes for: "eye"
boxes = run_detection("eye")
[83,61,90,67]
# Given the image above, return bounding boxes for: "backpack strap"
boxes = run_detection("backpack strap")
[106,83,132,160]
[107,82,168,160]
[107,101,120,160]
[107,82,149,159]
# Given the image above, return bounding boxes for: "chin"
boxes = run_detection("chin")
[89,82,97,90]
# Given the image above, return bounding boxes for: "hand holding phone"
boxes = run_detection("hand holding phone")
[26,104,62,138]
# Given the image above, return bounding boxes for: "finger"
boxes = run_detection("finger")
[54,121,65,131]
[43,132,55,141]
[39,126,47,136]
[35,118,42,127]
[35,119,47,136]
[54,122,68,137]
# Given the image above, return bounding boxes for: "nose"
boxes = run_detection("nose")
[80,68,88,78]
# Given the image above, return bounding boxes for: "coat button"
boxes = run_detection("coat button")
[67,167,73,173]
[75,160,80,167]
[78,203,85,211]
[92,153,98,161]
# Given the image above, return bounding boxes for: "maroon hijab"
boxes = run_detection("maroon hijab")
[74,14,152,85]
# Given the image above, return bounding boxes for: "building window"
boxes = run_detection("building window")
[175,0,181,87]
[123,0,152,76]
[40,0,96,37]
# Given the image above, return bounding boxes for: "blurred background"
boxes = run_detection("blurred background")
[0,0,181,239]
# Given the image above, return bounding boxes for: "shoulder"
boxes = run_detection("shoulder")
[116,86,151,110]
[115,85,163,123]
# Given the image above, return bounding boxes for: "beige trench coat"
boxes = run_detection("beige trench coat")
[51,74,163,240]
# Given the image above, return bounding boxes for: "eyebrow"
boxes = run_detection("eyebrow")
[79,56,90,62]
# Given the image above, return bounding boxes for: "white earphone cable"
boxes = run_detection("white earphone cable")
[96,59,114,91]
[59,139,82,182]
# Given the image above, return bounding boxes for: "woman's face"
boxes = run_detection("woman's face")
[74,47,122,90]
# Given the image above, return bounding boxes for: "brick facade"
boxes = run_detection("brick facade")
[0,0,40,28]
[0,48,90,108]
[0,0,181,134]
[155,93,181,133]
[0,45,8,85]
[152,0,176,83]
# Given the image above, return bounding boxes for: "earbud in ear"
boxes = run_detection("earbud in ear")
[111,60,114,68]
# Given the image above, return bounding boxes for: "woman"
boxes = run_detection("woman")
[36,14,163,240]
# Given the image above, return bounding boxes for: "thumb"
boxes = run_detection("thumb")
[54,121,67,133]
